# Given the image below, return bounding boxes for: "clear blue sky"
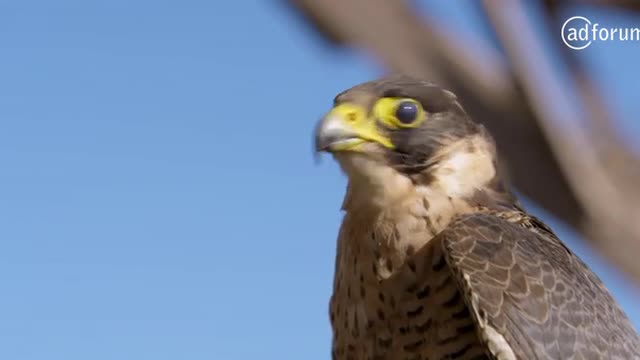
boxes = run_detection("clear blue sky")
[0,2,638,359]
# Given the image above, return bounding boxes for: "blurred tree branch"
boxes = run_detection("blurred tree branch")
[286,0,640,282]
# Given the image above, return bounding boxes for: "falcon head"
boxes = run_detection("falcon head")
[315,76,513,210]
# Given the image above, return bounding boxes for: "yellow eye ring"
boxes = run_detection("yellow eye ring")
[373,97,425,128]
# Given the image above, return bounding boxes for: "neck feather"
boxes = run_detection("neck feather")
[337,135,518,277]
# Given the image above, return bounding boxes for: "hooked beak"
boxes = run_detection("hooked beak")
[314,103,393,153]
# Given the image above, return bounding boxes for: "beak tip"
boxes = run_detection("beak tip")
[313,127,329,164]
[314,105,368,157]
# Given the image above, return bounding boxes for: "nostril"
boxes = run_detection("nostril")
[346,112,358,122]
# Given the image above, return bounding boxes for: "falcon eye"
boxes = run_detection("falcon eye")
[372,97,425,129]
[395,101,419,124]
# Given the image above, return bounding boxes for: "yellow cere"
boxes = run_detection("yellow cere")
[329,103,394,150]
[372,97,425,129]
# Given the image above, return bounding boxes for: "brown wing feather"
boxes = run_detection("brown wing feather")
[441,213,640,359]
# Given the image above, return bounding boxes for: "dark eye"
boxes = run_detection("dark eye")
[395,101,418,124]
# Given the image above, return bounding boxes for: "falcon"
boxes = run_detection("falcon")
[314,76,640,359]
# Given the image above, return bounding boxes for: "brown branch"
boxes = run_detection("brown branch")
[543,0,640,11]
[480,0,640,281]
[543,0,640,199]
[286,0,640,281]
[575,0,640,11]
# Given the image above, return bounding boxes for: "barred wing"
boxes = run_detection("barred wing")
[441,214,640,359]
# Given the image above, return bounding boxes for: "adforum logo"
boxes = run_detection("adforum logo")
[561,16,640,50]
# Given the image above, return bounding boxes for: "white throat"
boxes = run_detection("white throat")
[337,135,497,214]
